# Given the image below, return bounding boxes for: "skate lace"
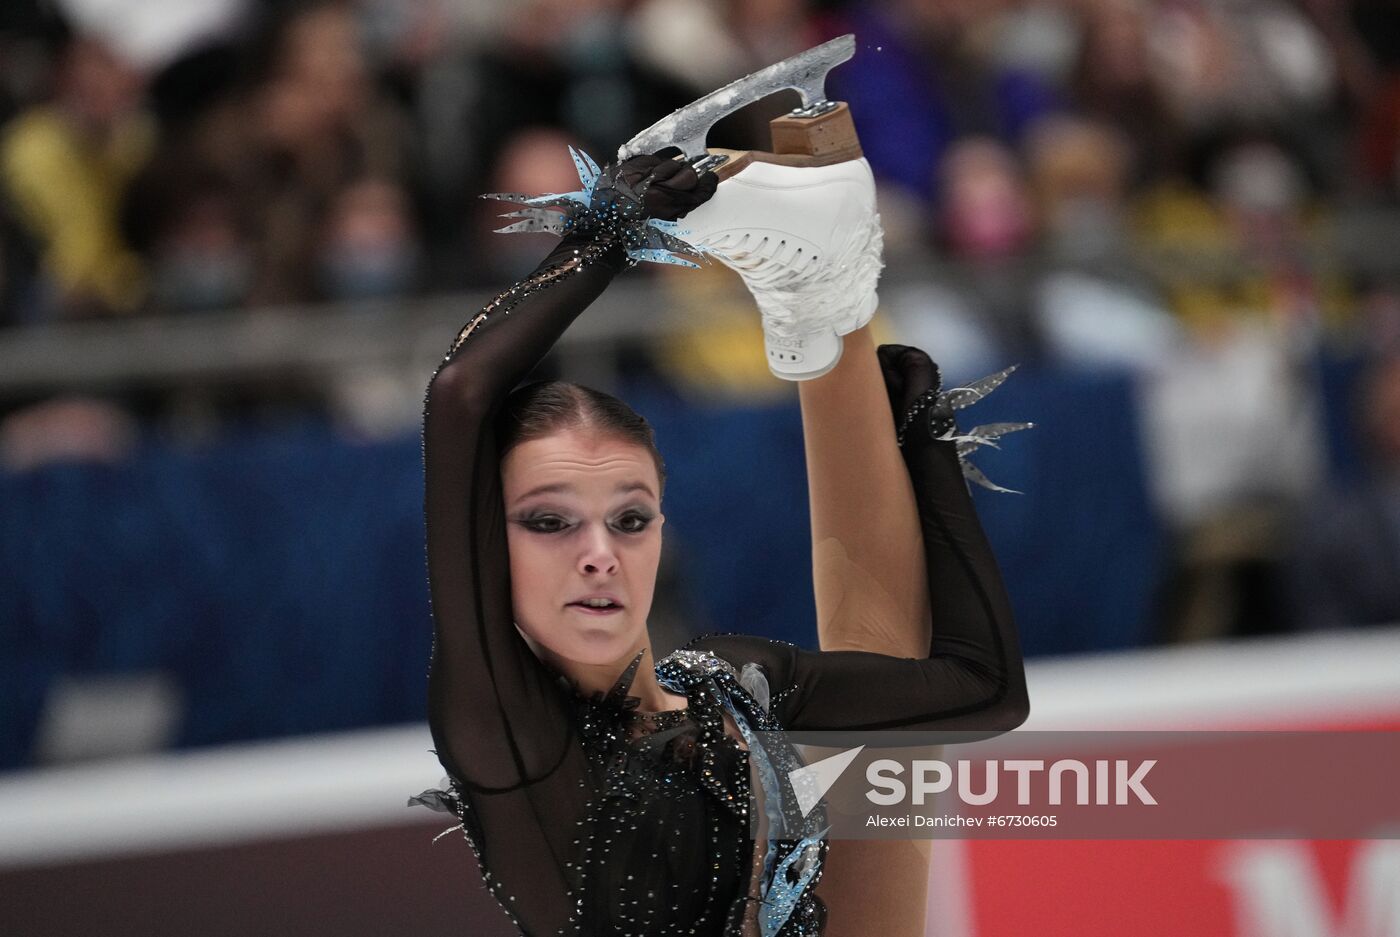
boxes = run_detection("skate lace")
[712,210,885,339]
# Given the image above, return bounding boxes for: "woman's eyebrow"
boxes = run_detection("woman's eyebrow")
[514,482,573,503]
[512,479,655,505]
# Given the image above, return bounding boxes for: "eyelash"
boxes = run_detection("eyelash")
[519,512,653,535]
[616,512,653,534]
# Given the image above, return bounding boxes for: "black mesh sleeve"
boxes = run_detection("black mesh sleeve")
[687,346,1030,740]
[422,234,627,935]
[420,151,716,936]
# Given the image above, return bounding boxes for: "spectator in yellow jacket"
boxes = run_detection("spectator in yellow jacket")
[0,35,153,319]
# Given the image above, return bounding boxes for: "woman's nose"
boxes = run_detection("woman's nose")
[578,528,619,576]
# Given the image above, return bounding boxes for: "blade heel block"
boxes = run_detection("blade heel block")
[770,103,862,162]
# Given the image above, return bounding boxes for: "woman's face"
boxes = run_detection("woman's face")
[501,426,664,677]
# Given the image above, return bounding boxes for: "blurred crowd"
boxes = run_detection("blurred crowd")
[2,0,1399,642]
[0,0,1396,320]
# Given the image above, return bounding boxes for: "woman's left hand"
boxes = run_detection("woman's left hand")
[614,147,719,222]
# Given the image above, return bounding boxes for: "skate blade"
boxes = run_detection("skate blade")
[619,34,856,162]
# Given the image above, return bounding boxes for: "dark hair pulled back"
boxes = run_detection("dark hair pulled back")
[497,381,666,496]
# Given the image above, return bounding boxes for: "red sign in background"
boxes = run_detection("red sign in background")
[942,712,1400,936]
[964,840,1392,937]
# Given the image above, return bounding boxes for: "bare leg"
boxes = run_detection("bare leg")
[798,325,933,937]
[799,325,930,655]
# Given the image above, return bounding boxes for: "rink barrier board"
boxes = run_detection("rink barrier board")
[1,626,1398,937]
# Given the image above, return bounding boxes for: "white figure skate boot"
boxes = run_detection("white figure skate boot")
[615,34,882,380]
[677,151,883,381]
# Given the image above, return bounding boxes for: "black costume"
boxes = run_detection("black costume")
[411,155,1028,937]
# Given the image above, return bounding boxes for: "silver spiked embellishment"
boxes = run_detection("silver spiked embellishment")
[896,365,1034,494]
[481,145,710,268]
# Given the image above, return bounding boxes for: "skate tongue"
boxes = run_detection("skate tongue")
[618,34,856,162]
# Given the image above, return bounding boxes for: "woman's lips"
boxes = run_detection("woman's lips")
[567,603,625,615]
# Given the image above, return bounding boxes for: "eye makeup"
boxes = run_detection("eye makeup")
[612,508,656,534]
[513,511,575,534]
[511,505,657,536]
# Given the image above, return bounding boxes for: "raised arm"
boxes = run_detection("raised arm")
[423,221,648,937]
[688,344,1029,736]
[424,230,628,793]
[420,153,716,936]
[424,151,716,792]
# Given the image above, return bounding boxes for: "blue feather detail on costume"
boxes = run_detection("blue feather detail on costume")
[483,147,709,269]
[570,145,601,193]
[627,248,700,268]
[760,831,828,937]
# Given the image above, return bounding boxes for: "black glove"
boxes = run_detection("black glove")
[877,343,957,445]
[545,147,718,267]
[613,146,719,222]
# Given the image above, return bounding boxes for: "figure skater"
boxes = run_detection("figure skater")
[409,126,1029,936]
[413,37,1033,929]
